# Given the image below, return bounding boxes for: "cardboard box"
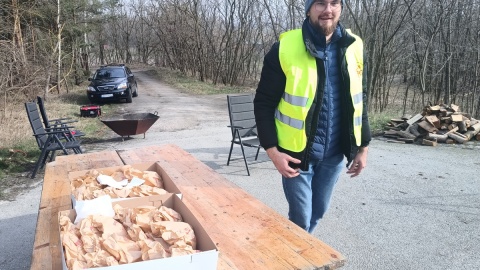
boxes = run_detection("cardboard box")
[68,162,183,207]
[59,194,219,270]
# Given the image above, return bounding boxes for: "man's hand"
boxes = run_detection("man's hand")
[346,146,368,177]
[266,147,301,178]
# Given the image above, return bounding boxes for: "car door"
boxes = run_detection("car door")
[125,67,133,85]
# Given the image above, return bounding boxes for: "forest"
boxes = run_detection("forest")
[1,0,480,119]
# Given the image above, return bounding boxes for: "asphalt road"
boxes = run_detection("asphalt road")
[1,70,479,270]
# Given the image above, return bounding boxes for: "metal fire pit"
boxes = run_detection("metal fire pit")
[101,111,159,140]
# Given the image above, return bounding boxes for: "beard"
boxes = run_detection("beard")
[311,17,340,37]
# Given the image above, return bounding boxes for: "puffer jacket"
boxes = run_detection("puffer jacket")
[253,20,371,171]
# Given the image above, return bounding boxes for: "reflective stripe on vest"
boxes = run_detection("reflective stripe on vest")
[276,29,364,152]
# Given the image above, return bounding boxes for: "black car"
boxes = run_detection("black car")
[87,64,138,103]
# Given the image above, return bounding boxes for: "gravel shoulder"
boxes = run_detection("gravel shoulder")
[1,69,479,270]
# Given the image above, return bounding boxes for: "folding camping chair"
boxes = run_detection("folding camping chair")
[226,93,261,176]
[25,101,83,178]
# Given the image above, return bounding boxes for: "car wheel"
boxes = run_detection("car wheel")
[126,90,133,103]
[132,84,138,97]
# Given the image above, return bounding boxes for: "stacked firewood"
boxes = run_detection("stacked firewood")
[383,104,480,146]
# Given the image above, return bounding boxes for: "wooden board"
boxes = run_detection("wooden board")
[118,144,346,269]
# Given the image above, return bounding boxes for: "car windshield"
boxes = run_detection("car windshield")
[94,68,125,79]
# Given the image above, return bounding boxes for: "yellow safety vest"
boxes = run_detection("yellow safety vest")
[276,29,364,152]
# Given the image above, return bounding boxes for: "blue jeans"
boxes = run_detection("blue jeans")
[282,153,344,233]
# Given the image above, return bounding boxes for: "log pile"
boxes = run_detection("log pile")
[383,104,480,146]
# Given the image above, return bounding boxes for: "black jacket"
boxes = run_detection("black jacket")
[253,21,371,171]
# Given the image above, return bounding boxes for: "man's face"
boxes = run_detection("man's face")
[307,0,342,36]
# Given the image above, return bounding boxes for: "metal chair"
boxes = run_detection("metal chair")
[36,96,85,140]
[25,101,83,178]
[226,93,261,176]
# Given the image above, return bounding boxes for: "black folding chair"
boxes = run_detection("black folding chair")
[227,93,261,176]
[25,101,83,178]
[36,96,85,140]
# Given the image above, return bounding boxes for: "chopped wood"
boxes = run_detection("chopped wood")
[448,123,458,130]
[439,108,448,117]
[383,134,400,139]
[427,133,447,143]
[384,130,399,136]
[465,119,471,129]
[448,132,467,144]
[451,114,463,122]
[383,103,479,146]
[450,104,459,112]
[422,139,438,147]
[406,114,423,125]
[408,123,422,137]
[396,138,414,143]
[396,130,417,140]
[390,118,405,124]
[445,126,459,134]
[452,131,467,139]
[467,122,480,132]
[387,140,405,144]
[463,122,480,141]
[425,115,440,128]
[395,122,409,130]
[458,121,467,133]
[387,127,403,131]
[441,117,451,124]
[418,120,438,133]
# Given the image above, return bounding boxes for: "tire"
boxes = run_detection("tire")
[126,90,133,103]
[132,84,138,97]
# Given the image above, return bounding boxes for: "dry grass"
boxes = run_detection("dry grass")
[0,103,38,150]
[0,87,111,150]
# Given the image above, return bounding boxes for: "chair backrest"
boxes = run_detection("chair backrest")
[25,102,48,148]
[227,93,257,138]
[36,96,50,128]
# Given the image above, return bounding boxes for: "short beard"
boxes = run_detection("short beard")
[312,21,338,37]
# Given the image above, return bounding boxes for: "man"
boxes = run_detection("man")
[253,0,371,233]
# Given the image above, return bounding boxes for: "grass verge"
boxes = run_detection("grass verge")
[0,86,112,181]
[145,68,254,95]
[369,110,399,136]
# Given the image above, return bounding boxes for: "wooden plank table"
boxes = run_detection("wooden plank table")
[31,144,345,269]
